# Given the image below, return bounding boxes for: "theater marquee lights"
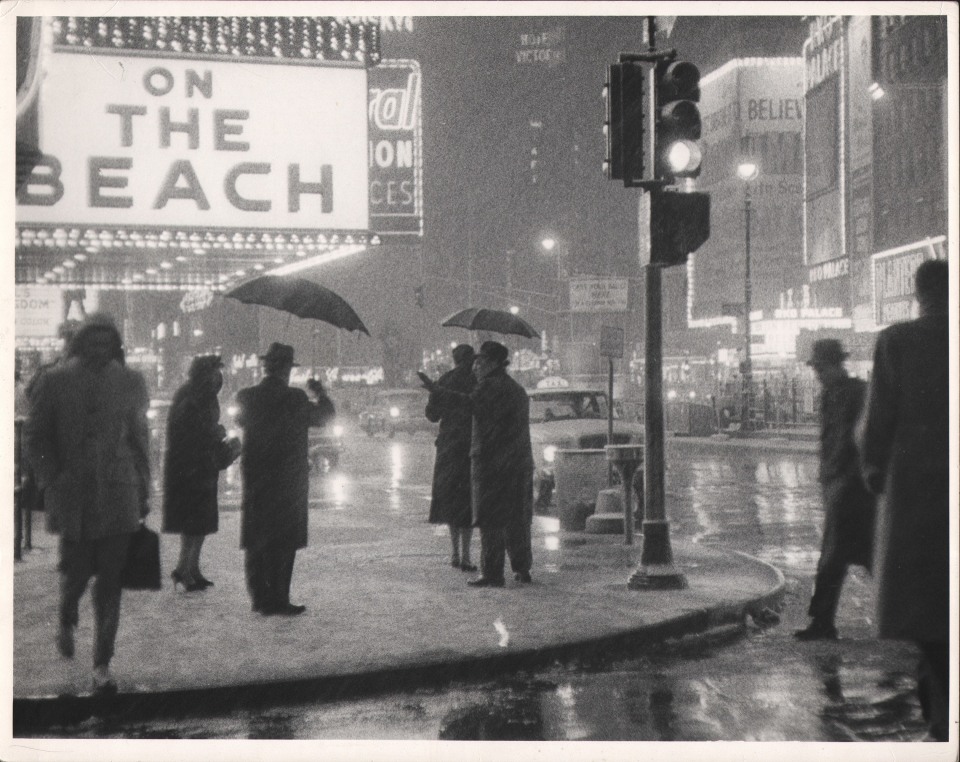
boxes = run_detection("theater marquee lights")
[15,16,384,290]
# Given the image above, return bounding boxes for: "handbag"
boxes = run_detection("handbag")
[121,524,162,590]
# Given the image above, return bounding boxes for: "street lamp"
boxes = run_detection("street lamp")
[736,161,759,431]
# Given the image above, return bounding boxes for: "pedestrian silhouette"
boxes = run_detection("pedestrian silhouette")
[162,354,241,592]
[795,339,875,641]
[425,344,477,571]
[857,258,949,741]
[25,312,151,695]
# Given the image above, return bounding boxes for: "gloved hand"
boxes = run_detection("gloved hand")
[417,371,436,392]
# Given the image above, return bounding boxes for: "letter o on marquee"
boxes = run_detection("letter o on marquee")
[144,67,175,96]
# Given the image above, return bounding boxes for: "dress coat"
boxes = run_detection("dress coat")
[459,367,534,529]
[25,356,151,542]
[161,381,236,536]
[236,376,334,553]
[858,313,949,643]
[426,363,476,527]
[817,374,875,569]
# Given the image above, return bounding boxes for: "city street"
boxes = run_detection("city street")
[22,429,925,742]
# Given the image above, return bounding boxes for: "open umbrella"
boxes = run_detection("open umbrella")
[225,275,370,335]
[442,307,540,339]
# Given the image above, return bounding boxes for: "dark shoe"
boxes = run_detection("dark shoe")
[794,622,838,641]
[171,570,205,592]
[56,625,75,658]
[262,603,307,616]
[467,577,505,588]
[92,667,117,697]
[514,571,532,583]
[451,557,461,568]
[195,574,214,588]
[460,562,478,572]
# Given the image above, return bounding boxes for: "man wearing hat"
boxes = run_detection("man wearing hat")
[236,343,335,615]
[795,339,874,641]
[419,340,534,588]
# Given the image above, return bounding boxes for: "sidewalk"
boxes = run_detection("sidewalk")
[13,484,785,731]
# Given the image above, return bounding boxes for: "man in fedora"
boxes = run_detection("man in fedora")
[236,343,335,615]
[795,339,875,641]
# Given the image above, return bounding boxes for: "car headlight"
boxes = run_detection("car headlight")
[389,406,400,418]
[543,445,557,463]
[333,424,344,437]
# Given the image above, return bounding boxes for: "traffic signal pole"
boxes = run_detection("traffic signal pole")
[628,17,688,591]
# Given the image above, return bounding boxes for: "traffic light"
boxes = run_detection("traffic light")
[602,64,624,180]
[654,60,702,182]
[414,285,425,308]
[649,190,710,267]
[604,62,647,186]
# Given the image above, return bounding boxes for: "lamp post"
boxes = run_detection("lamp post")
[736,161,759,431]
[540,237,569,346]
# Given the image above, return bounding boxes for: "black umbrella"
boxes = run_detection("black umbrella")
[442,307,540,339]
[225,275,370,335]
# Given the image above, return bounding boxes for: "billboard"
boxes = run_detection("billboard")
[367,60,423,237]
[569,278,629,313]
[872,236,947,327]
[17,50,369,231]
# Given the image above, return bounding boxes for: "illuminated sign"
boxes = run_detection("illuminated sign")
[15,285,64,338]
[515,26,567,67]
[179,288,215,313]
[872,236,947,327]
[367,60,422,237]
[804,16,843,91]
[809,257,849,283]
[18,50,369,231]
[569,278,629,313]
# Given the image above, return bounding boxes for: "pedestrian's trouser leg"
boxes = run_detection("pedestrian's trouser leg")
[807,556,847,626]
[916,640,949,741]
[245,549,267,610]
[274,548,297,606]
[91,533,132,668]
[59,537,93,629]
[506,519,532,575]
[479,527,506,582]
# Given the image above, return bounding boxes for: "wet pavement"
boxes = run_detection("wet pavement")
[11,433,940,747]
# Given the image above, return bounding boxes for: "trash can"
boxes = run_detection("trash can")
[554,448,608,531]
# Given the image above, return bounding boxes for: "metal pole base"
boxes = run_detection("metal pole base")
[627,563,688,590]
[628,520,688,590]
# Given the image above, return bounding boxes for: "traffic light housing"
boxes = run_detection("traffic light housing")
[655,60,702,182]
[649,190,710,267]
[604,62,647,186]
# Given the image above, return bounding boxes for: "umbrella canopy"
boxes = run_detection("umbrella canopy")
[442,307,540,339]
[225,275,370,335]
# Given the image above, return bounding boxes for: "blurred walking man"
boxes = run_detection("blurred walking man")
[795,339,874,641]
[236,343,335,616]
[26,313,151,695]
[858,259,949,741]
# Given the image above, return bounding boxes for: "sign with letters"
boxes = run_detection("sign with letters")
[569,278,629,313]
[18,50,369,231]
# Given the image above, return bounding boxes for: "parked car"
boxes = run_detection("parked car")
[528,388,644,510]
[359,388,437,438]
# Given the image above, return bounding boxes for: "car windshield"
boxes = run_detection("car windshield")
[529,392,612,423]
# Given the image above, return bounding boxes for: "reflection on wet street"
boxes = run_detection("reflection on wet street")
[45,438,927,741]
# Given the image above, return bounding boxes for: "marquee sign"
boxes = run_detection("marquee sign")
[17,49,369,231]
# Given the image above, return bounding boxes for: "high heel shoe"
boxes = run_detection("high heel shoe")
[195,574,214,589]
[171,570,205,592]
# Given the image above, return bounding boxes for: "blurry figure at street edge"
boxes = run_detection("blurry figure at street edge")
[858,258,950,741]
[425,344,477,572]
[419,340,534,588]
[236,343,335,616]
[795,339,874,641]
[162,354,241,593]
[25,312,151,696]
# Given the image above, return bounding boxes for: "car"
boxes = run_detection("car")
[358,388,438,438]
[527,388,644,511]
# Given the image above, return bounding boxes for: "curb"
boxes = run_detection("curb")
[12,550,785,733]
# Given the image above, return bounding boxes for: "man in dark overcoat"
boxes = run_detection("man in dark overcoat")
[26,312,151,695]
[857,259,949,741]
[420,340,534,587]
[236,343,335,616]
[426,344,477,571]
[795,339,875,641]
